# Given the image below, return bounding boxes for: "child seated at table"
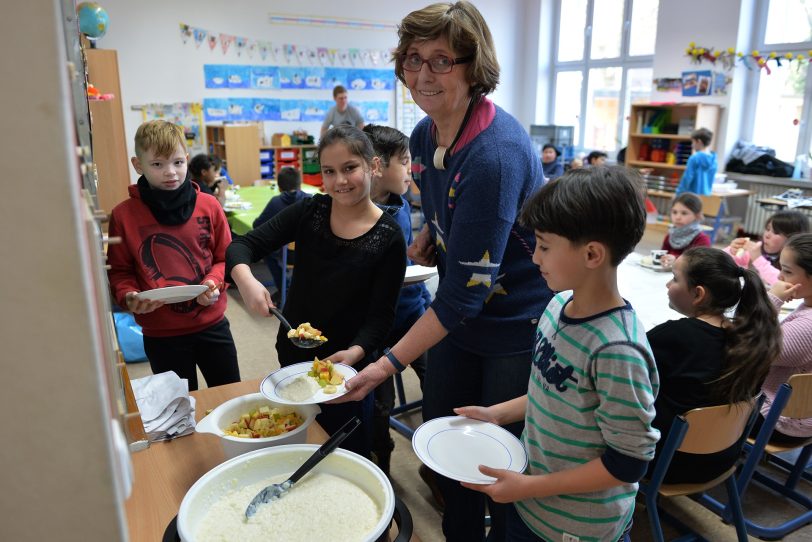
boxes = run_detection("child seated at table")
[659,193,711,268]
[676,128,717,195]
[753,233,812,443]
[252,167,311,299]
[647,247,780,483]
[725,210,810,287]
[189,153,226,206]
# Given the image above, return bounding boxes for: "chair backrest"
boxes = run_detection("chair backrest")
[679,399,756,454]
[698,194,723,217]
[782,373,812,419]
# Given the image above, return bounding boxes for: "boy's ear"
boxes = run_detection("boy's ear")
[131,156,143,175]
[370,156,383,177]
[583,241,608,269]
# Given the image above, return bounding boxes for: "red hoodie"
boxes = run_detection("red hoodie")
[107,183,231,337]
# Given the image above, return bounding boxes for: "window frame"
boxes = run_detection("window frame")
[741,0,812,161]
[549,0,656,153]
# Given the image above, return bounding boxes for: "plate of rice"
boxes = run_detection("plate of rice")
[260,361,357,405]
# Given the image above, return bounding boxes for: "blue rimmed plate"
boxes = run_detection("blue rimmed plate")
[412,416,528,484]
[259,361,357,405]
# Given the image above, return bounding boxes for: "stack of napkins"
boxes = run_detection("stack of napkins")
[131,371,196,442]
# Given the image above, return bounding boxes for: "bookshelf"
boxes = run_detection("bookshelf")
[205,124,261,186]
[259,145,320,186]
[627,103,721,187]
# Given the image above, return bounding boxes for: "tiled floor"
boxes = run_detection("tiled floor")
[128,231,812,541]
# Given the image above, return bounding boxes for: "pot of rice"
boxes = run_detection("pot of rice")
[196,393,320,459]
[177,444,395,542]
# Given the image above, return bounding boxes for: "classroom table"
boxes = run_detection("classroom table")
[647,188,753,242]
[757,197,812,210]
[226,184,322,236]
[124,379,328,541]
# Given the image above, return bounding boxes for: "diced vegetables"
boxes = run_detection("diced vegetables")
[307,357,344,393]
[286,322,328,343]
[223,405,305,438]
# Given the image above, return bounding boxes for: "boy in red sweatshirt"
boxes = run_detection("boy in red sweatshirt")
[107,120,240,391]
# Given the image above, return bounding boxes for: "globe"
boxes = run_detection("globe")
[77,2,109,40]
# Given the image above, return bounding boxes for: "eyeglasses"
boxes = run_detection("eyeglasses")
[400,53,473,74]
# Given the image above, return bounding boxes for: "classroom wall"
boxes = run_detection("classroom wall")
[651,0,753,164]
[95,0,536,183]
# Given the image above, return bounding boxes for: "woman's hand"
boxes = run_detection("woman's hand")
[326,345,365,367]
[770,280,801,302]
[461,467,533,503]
[125,291,164,314]
[331,360,392,403]
[196,279,221,306]
[236,275,273,316]
[407,225,436,266]
[453,405,499,425]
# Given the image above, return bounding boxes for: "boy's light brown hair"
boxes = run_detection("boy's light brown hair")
[134,120,186,158]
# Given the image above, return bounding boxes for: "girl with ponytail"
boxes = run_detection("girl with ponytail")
[646,247,781,483]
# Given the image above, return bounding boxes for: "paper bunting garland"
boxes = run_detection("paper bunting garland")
[178,22,395,69]
[685,42,812,74]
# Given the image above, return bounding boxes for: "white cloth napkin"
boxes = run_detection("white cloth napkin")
[131,371,197,441]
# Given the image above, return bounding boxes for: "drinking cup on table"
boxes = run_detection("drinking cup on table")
[650,250,668,266]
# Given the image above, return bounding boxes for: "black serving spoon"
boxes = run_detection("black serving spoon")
[268,306,324,349]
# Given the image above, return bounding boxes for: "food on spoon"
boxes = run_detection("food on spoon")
[224,405,304,438]
[287,322,328,344]
[307,357,344,393]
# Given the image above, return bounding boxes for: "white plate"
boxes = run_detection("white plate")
[403,265,438,284]
[638,260,670,273]
[412,416,528,484]
[260,361,358,405]
[136,284,208,303]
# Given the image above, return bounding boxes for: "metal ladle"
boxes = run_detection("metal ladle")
[268,306,324,349]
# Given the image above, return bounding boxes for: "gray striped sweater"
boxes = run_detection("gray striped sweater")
[517,293,660,541]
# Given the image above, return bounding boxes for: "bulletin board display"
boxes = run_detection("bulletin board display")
[395,83,427,136]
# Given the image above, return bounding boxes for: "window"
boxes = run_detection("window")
[746,0,812,162]
[549,0,659,155]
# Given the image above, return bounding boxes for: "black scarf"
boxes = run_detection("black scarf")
[137,173,197,225]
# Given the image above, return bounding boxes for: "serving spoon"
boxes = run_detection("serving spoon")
[244,416,361,519]
[268,306,324,349]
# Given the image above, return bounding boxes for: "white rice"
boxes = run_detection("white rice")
[195,472,380,542]
[279,375,320,402]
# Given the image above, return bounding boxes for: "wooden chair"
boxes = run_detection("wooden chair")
[639,399,759,542]
[700,374,812,539]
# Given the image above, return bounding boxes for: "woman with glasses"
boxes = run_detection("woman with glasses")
[339,2,553,540]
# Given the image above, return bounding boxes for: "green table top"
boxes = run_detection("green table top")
[226,184,322,236]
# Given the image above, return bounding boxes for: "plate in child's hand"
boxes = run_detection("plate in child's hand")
[403,265,438,284]
[136,285,208,304]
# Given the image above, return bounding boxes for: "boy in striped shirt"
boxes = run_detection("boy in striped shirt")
[456,167,660,541]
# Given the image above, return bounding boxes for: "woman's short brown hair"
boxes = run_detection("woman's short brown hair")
[393,1,499,97]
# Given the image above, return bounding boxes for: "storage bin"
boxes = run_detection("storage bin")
[259,150,272,161]
[303,173,323,187]
[277,148,300,161]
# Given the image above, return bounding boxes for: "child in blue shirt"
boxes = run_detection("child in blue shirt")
[363,124,430,475]
[676,128,717,195]
[252,167,311,297]
[456,167,660,542]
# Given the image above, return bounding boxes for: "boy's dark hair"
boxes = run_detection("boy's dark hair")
[333,85,347,98]
[277,167,302,192]
[318,125,376,164]
[586,150,607,164]
[210,155,222,170]
[672,192,703,215]
[541,143,560,158]
[189,153,214,179]
[768,210,810,237]
[786,233,812,275]
[691,127,713,146]
[680,247,779,404]
[519,167,646,266]
[363,124,409,167]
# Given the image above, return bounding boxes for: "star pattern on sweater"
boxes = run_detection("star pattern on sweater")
[431,213,446,253]
[485,274,508,303]
[461,250,501,288]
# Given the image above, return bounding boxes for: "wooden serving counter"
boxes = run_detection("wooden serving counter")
[124,379,329,541]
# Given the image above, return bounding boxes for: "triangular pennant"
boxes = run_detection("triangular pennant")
[258,41,270,61]
[235,37,247,56]
[297,48,308,64]
[339,50,350,65]
[317,47,329,65]
[208,35,217,51]
[285,44,297,63]
[219,34,234,55]
[247,40,256,59]
[193,28,207,49]
[179,23,192,44]
[307,48,318,65]
[349,48,360,65]
[369,50,381,65]
[272,44,282,61]
[328,49,338,66]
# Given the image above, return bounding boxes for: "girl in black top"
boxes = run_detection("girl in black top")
[226,126,406,456]
[647,247,780,483]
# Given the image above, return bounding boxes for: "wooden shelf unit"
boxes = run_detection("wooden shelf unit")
[205,124,261,186]
[627,103,721,183]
